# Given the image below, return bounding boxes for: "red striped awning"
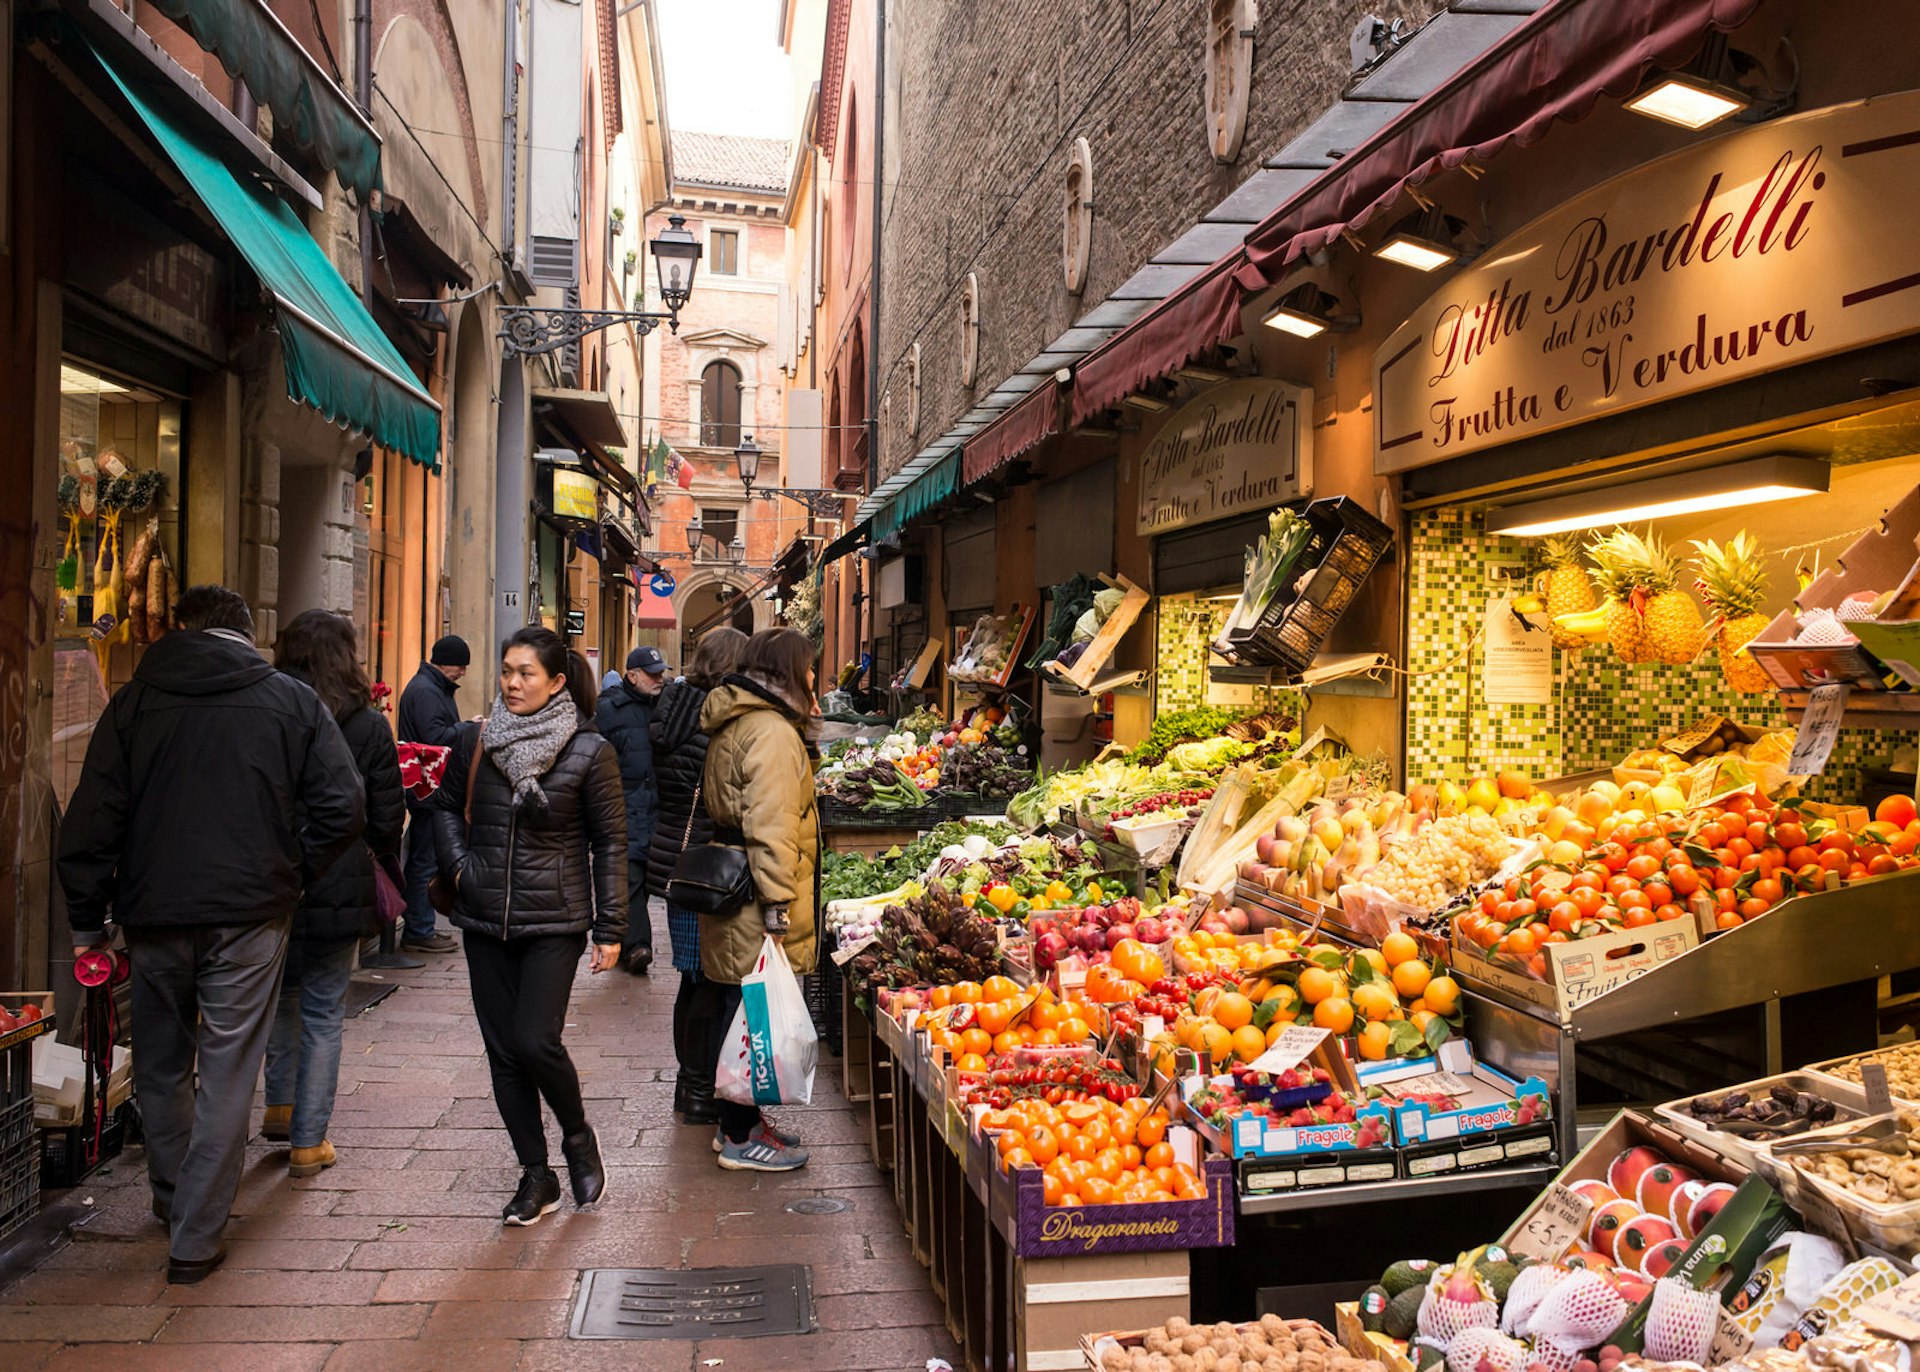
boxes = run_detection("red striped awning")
[963,381,1060,483]
[1067,0,1764,427]
[634,582,677,629]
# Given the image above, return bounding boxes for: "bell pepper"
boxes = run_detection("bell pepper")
[984,885,1018,914]
[1086,881,1104,903]
[1044,879,1073,903]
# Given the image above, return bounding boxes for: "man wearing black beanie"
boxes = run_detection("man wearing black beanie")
[395,636,470,954]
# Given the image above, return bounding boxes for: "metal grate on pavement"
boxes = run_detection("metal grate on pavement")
[569,1265,815,1340]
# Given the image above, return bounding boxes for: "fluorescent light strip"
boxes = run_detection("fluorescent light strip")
[1625,78,1747,131]
[1485,456,1831,537]
[1374,235,1456,272]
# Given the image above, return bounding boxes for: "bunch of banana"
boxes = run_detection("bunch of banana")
[1551,605,1610,644]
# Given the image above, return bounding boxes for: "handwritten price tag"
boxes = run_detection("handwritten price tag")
[1787,683,1851,775]
[830,934,877,967]
[1509,1184,1591,1262]
[1248,1025,1330,1076]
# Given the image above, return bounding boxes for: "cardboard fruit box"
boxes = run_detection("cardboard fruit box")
[968,1112,1235,1259]
[1177,1025,1396,1163]
[1334,1302,1418,1372]
[1451,919,1699,1022]
[1358,1040,1556,1173]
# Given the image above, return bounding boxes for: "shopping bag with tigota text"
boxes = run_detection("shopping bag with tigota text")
[716,935,818,1106]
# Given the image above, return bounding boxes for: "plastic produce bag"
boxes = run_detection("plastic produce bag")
[716,936,819,1107]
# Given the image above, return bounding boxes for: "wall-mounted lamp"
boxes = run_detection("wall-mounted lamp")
[1372,206,1468,273]
[1261,284,1359,338]
[1625,34,1765,131]
[1484,455,1831,538]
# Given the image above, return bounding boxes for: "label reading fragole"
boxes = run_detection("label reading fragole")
[1510,1184,1591,1262]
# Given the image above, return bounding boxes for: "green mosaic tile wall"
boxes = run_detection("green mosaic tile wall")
[1404,509,1910,803]
[1155,596,1303,717]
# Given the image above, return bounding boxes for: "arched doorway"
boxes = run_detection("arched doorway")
[673,571,764,666]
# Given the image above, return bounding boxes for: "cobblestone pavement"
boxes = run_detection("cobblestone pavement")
[0,930,961,1371]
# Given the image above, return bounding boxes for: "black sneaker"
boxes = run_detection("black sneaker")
[502,1166,563,1226]
[561,1127,609,1207]
[623,946,653,975]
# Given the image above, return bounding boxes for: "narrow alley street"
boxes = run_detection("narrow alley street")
[0,939,961,1371]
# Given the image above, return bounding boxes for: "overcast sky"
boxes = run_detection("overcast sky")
[656,0,793,140]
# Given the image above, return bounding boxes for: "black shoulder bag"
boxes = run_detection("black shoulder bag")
[666,781,756,917]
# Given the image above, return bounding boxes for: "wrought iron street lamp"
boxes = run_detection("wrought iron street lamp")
[732,434,849,518]
[499,214,705,358]
[684,518,704,554]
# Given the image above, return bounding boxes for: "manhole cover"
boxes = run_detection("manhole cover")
[570,1266,814,1340]
[784,1197,851,1215]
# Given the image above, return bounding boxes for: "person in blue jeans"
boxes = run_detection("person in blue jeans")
[263,611,405,1176]
[396,636,468,953]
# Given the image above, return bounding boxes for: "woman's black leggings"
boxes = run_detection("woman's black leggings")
[465,931,590,1166]
[705,979,762,1143]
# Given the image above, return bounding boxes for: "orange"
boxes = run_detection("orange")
[1391,960,1432,1000]
[1192,986,1222,1019]
[1265,1021,1290,1047]
[1211,992,1254,1031]
[1080,1117,1112,1150]
[1093,1149,1125,1183]
[1381,931,1420,967]
[1198,1022,1233,1063]
[1260,984,1301,1016]
[1297,966,1340,1005]
[1423,975,1461,1016]
[1358,1021,1393,1061]
[1312,996,1355,1034]
[975,1001,1013,1035]
[1058,1017,1092,1044]
[1029,1001,1066,1031]
[1355,948,1388,977]
[1026,1125,1059,1166]
[955,1052,987,1072]
[1042,1172,1065,1206]
[1081,1178,1115,1205]
[1121,1144,1143,1169]
[1351,983,1397,1023]
[982,975,1019,1001]
[1230,1024,1268,1063]
[1410,1009,1438,1034]
[1001,1147,1032,1172]
[1032,1028,1061,1047]
[959,1027,993,1056]
[1135,1112,1168,1147]
[952,981,982,1004]
[1144,1141,1175,1169]
[992,1030,1023,1056]
[929,986,953,1010]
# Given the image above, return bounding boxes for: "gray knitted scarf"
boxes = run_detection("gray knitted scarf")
[481,693,579,810]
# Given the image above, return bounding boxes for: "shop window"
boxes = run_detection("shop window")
[1205,0,1257,163]
[710,228,740,276]
[1063,137,1093,294]
[700,359,743,448]
[959,273,980,388]
[52,358,183,806]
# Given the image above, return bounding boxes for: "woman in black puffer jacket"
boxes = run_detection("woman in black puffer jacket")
[265,612,405,1179]
[435,626,627,1227]
[645,627,747,1126]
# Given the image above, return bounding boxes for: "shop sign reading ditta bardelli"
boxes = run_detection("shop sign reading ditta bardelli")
[1374,92,1920,472]
[1138,378,1313,535]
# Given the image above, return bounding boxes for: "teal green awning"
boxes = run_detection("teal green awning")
[148,0,382,197]
[873,453,960,540]
[91,36,442,470]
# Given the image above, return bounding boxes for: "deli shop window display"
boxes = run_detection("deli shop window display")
[50,358,182,809]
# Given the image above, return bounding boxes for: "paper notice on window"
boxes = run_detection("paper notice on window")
[1787,683,1851,775]
[1483,596,1553,705]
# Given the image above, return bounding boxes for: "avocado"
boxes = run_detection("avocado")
[1415,1345,1447,1372]
[1381,1258,1435,1297]
[1383,1285,1425,1341]
[1358,1284,1392,1333]
[1478,1261,1519,1303]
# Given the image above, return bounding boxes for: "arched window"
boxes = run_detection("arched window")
[841,95,859,281]
[700,360,742,448]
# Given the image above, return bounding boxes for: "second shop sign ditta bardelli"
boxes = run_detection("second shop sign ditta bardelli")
[1137,377,1314,536]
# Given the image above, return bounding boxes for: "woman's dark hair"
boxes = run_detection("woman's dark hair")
[502,625,596,717]
[740,628,816,719]
[275,610,370,719]
[686,626,749,691]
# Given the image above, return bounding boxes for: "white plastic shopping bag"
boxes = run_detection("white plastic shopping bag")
[716,935,818,1106]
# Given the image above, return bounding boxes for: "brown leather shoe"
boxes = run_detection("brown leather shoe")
[289,1141,337,1178]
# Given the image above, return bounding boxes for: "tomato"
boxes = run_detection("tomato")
[1666,865,1701,897]
[1625,855,1662,882]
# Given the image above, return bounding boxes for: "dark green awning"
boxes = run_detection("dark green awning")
[93,36,442,470]
[873,452,960,540]
[820,519,871,565]
[148,0,381,197]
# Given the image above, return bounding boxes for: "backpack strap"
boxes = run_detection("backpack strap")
[462,728,484,827]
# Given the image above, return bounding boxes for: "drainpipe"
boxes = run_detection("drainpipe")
[865,0,886,668]
[354,0,375,307]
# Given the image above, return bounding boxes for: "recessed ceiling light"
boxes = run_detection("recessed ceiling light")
[1485,456,1830,537]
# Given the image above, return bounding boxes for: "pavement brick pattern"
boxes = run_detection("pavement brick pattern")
[0,931,960,1371]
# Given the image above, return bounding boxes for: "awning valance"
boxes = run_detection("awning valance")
[820,520,870,566]
[1068,0,1763,426]
[635,581,678,629]
[872,452,961,541]
[963,381,1059,484]
[147,0,382,197]
[90,34,442,469]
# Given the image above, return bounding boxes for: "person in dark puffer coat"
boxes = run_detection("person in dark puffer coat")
[433,627,627,1227]
[644,627,748,1126]
[263,612,406,1179]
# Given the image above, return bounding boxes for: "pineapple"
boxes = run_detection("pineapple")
[1586,529,1653,664]
[1638,531,1708,665]
[1539,534,1598,649]
[1692,533,1774,693]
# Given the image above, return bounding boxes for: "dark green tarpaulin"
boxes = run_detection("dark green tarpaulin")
[92,35,442,470]
[148,0,382,197]
[819,519,870,565]
[873,452,959,540]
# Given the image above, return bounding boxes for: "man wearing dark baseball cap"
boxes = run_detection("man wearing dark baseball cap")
[595,645,670,972]
[395,635,470,955]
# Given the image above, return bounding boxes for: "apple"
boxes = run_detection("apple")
[1636,1163,1700,1223]
[1197,913,1230,934]
[1256,834,1279,865]
[1615,1215,1678,1270]
[1688,1182,1737,1236]
[1606,1145,1669,1199]
[1589,1200,1643,1262]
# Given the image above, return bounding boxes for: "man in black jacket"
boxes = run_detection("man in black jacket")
[395,636,468,953]
[594,645,666,974]
[58,585,364,1285]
